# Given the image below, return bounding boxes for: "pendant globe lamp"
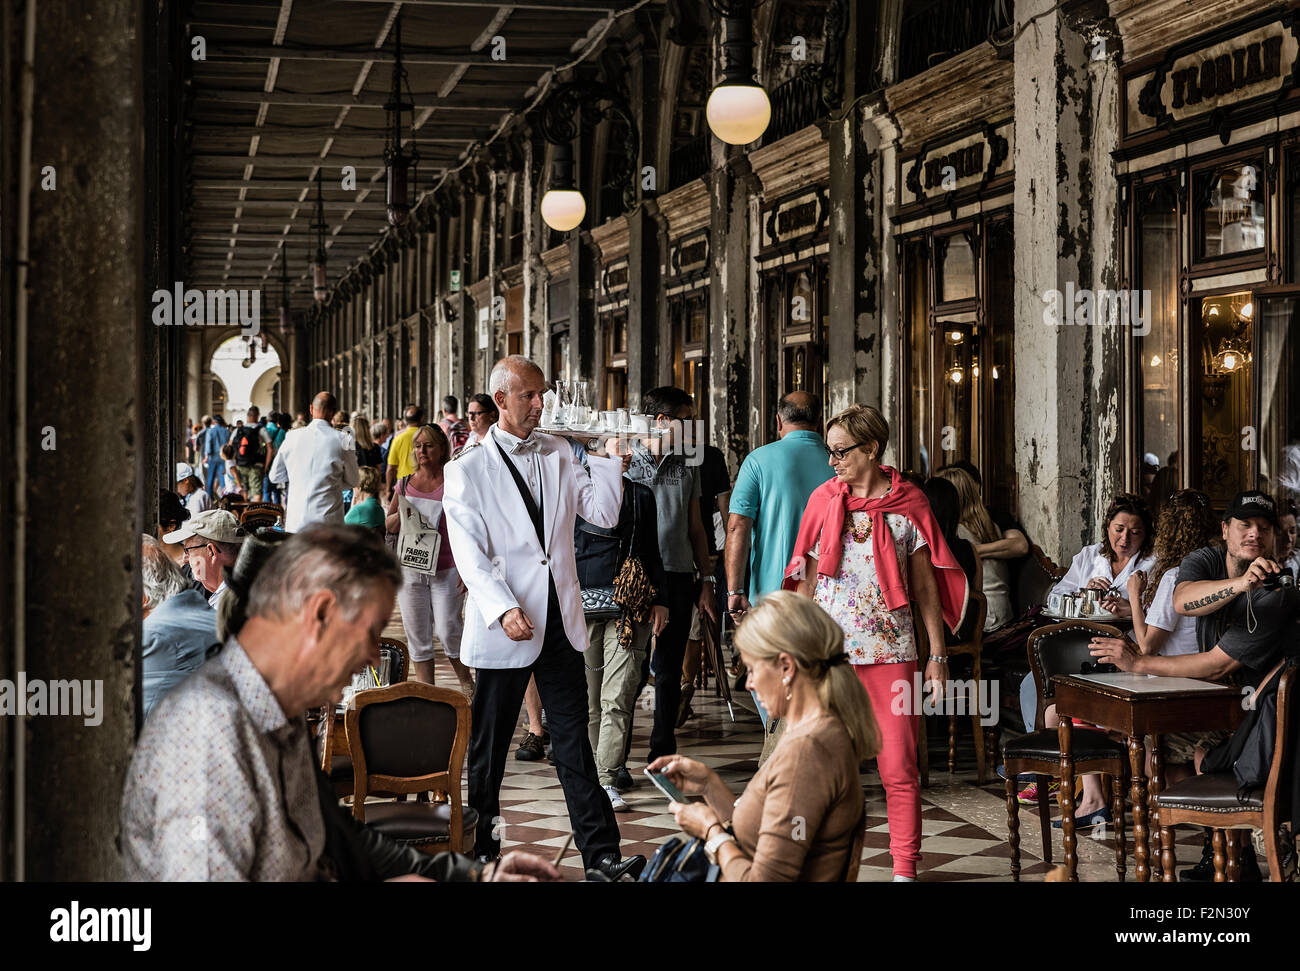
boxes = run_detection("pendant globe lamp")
[540,141,586,233]
[706,2,770,146]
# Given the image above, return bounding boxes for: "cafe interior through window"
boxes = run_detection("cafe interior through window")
[900,215,1016,514]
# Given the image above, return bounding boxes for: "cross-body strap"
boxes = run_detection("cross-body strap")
[498,444,544,547]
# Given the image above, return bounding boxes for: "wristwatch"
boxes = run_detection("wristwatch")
[583,437,605,454]
[704,830,735,863]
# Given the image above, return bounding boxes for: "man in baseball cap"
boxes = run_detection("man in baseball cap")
[1222,489,1278,529]
[163,509,246,612]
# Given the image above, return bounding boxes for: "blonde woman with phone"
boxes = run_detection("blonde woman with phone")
[647,592,877,881]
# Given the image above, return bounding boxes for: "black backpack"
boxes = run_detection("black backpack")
[233,424,265,466]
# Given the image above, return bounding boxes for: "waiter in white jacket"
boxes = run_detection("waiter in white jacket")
[444,356,645,881]
[269,391,360,532]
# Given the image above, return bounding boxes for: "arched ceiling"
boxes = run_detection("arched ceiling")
[183,0,664,304]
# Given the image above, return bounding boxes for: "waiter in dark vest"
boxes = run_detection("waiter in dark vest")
[443,355,645,881]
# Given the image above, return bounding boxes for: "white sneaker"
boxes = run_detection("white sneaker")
[603,785,629,813]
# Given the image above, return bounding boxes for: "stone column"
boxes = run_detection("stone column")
[1013,0,1123,563]
[827,0,884,416]
[8,0,146,880]
[626,29,662,405]
[708,150,754,467]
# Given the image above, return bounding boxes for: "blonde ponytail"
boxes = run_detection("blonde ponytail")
[734,591,879,760]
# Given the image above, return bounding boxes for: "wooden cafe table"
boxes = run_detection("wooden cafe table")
[1053,672,1244,882]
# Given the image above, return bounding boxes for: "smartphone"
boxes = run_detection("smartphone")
[644,768,691,804]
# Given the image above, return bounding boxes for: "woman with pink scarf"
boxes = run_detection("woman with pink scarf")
[785,405,968,880]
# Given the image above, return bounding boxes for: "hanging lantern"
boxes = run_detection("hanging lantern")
[705,4,771,146]
[311,172,328,303]
[278,247,291,335]
[383,14,419,227]
[540,141,586,232]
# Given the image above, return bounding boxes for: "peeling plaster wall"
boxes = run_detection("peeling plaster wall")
[1012,0,1123,564]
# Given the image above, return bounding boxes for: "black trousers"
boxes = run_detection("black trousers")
[648,571,698,761]
[468,578,621,868]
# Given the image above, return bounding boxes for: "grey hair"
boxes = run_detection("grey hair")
[245,525,402,623]
[142,536,188,612]
[370,420,387,439]
[489,355,544,398]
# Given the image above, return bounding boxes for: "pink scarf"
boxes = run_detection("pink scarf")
[783,466,969,633]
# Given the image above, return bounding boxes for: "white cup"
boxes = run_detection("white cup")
[628,414,650,434]
[600,410,616,431]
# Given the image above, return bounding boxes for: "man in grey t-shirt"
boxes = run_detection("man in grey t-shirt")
[624,386,719,759]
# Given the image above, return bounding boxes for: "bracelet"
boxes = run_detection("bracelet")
[727,590,745,598]
[929,656,950,663]
[700,575,716,584]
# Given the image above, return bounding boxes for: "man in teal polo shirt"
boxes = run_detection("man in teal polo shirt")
[724,392,832,732]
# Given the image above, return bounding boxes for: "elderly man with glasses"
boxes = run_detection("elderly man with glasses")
[122,525,561,882]
[162,508,245,612]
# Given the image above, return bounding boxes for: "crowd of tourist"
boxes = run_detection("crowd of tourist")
[130,356,1297,883]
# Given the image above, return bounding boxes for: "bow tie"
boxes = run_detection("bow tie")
[510,437,540,455]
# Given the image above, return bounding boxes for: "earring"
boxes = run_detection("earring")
[783,676,792,701]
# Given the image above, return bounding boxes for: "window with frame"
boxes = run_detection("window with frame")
[1134,179,1182,514]
[669,291,708,420]
[759,258,829,442]
[900,214,1016,512]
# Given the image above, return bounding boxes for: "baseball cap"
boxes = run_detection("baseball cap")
[175,462,195,482]
[1222,490,1278,527]
[162,508,247,546]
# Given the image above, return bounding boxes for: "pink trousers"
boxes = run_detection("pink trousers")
[855,661,922,878]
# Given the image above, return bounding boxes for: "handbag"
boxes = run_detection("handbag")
[395,477,442,574]
[636,835,720,883]
[581,585,621,620]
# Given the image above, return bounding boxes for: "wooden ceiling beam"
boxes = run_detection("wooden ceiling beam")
[193,88,516,111]
[203,43,563,69]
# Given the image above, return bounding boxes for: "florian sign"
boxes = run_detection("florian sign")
[1127,14,1300,145]
[760,188,828,253]
[898,120,1013,214]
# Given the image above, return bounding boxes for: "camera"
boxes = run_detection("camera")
[1261,567,1295,591]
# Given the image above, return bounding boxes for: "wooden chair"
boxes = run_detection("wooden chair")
[317,637,410,798]
[239,502,284,529]
[946,589,989,783]
[347,680,477,854]
[378,636,409,686]
[1155,662,1296,882]
[1002,620,1130,881]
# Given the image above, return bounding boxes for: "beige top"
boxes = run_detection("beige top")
[724,711,864,882]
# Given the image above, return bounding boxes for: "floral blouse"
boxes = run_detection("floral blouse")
[810,512,926,665]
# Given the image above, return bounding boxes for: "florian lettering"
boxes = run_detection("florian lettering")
[1170,36,1284,109]
[924,144,983,190]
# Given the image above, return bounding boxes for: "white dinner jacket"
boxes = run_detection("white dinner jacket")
[443,427,622,669]
[268,419,360,532]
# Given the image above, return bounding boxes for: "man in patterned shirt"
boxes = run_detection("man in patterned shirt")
[120,525,559,882]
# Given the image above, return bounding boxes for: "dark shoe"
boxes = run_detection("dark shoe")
[1239,840,1263,883]
[586,853,646,882]
[514,732,544,762]
[1052,806,1111,829]
[1180,834,1214,882]
[613,766,635,792]
[677,683,696,728]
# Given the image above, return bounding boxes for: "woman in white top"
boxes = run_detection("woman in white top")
[1037,493,1156,826]
[1126,490,1218,659]
[1048,492,1157,620]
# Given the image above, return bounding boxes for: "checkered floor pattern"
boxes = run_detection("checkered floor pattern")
[384,647,1232,882]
